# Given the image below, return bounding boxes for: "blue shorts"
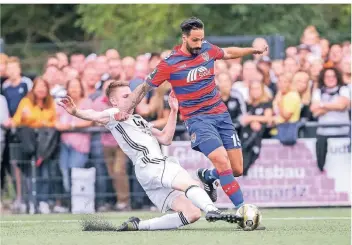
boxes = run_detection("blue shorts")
[184,112,242,156]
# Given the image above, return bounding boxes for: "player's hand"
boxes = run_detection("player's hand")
[114,111,130,121]
[168,91,178,112]
[57,96,77,115]
[253,46,268,55]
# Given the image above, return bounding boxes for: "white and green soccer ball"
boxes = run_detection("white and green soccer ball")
[236,204,262,231]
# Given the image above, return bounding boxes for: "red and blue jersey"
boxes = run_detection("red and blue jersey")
[146,41,227,120]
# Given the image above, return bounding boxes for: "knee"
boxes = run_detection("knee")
[211,154,230,172]
[183,206,201,224]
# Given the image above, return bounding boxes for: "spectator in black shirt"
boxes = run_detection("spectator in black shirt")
[240,80,273,175]
[217,72,246,131]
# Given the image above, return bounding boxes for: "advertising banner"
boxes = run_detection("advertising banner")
[163,139,351,208]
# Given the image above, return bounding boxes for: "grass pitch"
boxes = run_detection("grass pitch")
[1,208,350,245]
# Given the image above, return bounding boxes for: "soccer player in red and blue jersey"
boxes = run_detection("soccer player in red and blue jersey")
[122,17,267,210]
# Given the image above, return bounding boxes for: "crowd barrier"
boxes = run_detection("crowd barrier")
[3,121,351,212]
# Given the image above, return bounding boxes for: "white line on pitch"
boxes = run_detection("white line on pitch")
[0,216,350,224]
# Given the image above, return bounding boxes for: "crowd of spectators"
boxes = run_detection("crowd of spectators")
[0,25,350,214]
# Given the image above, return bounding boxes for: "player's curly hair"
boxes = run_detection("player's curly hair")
[180,17,204,36]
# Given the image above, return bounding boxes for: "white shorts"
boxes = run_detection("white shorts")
[134,157,186,213]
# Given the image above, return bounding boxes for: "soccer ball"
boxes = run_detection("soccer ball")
[236,204,262,231]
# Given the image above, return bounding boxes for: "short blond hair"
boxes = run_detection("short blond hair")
[105,80,129,98]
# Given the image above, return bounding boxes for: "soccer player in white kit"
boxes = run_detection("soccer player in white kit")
[58,80,241,231]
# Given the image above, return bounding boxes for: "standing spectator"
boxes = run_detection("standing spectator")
[284,57,300,75]
[56,52,69,70]
[271,60,284,78]
[232,60,257,101]
[327,44,343,70]
[214,60,228,74]
[0,94,9,206]
[271,73,301,137]
[82,67,101,96]
[70,54,85,73]
[46,57,59,69]
[108,58,123,80]
[93,80,130,211]
[240,80,273,175]
[320,38,330,62]
[257,56,277,95]
[309,58,324,90]
[122,56,136,82]
[291,71,313,120]
[297,44,312,72]
[82,67,110,211]
[62,66,79,82]
[7,77,57,214]
[2,57,33,117]
[105,49,120,60]
[217,72,246,131]
[285,46,297,59]
[341,56,351,86]
[300,25,321,58]
[2,57,32,213]
[148,53,161,72]
[56,78,93,195]
[43,66,67,100]
[342,41,351,58]
[0,53,8,92]
[310,68,350,171]
[228,63,242,82]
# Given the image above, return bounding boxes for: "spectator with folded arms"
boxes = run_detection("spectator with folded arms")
[310,67,350,172]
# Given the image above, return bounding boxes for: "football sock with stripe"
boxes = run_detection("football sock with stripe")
[138,212,189,230]
[218,169,244,208]
[185,185,218,213]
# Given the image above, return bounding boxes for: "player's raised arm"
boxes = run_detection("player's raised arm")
[151,91,178,146]
[57,96,128,125]
[125,60,171,113]
[222,45,268,60]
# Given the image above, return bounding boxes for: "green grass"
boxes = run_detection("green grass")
[1,208,351,245]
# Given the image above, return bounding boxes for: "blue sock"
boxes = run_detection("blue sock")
[218,169,244,208]
[204,168,219,182]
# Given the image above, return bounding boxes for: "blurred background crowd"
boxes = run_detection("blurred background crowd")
[0,4,350,215]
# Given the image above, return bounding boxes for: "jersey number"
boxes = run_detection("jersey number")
[133,119,147,128]
[231,134,241,147]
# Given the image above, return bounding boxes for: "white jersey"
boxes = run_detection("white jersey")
[104,108,166,165]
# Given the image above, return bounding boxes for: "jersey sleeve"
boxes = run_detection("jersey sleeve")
[210,44,225,60]
[145,60,171,88]
[104,107,121,128]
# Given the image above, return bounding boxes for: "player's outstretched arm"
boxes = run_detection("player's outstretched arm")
[222,46,268,60]
[125,82,153,113]
[151,91,178,146]
[57,96,128,125]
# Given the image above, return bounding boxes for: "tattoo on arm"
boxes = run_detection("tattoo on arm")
[128,82,152,112]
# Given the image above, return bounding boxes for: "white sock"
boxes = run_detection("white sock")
[138,212,189,231]
[185,185,218,213]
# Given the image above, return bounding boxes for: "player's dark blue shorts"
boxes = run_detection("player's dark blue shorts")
[184,112,242,156]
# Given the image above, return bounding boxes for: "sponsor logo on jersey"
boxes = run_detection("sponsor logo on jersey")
[201,52,209,61]
[191,133,196,143]
[186,66,211,83]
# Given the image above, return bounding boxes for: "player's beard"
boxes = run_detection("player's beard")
[186,42,201,55]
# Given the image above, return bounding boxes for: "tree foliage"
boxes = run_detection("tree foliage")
[1,4,350,57]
